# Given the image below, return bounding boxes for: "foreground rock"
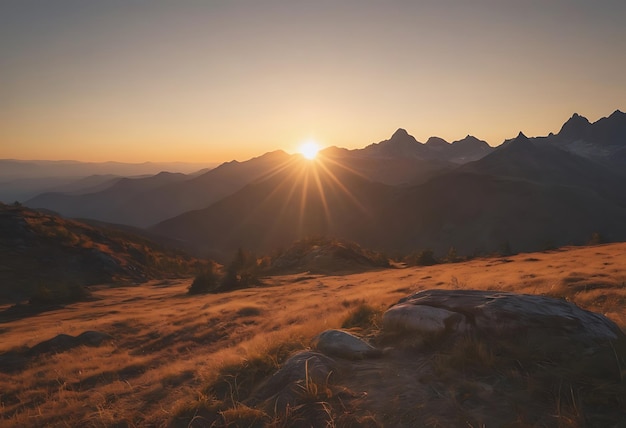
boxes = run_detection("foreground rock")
[385,289,623,343]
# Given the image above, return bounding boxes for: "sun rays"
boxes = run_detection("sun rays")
[233,152,372,243]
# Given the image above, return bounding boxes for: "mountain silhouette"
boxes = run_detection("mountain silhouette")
[461,131,626,199]
[424,136,450,150]
[546,110,626,166]
[359,128,431,158]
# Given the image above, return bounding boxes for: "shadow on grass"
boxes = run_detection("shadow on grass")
[0,303,64,324]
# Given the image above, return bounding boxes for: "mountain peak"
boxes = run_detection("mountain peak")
[568,113,591,124]
[500,132,532,150]
[558,113,591,139]
[384,128,420,146]
[425,136,449,147]
[390,128,410,140]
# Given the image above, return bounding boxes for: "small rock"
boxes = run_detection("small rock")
[312,329,381,360]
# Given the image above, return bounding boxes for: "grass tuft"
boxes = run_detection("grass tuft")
[341,303,382,332]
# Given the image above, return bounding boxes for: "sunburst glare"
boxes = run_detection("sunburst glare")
[298,140,320,160]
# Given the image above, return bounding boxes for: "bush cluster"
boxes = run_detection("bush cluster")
[188,248,262,295]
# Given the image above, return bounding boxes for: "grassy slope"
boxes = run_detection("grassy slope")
[0,243,625,426]
[0,204,206,303]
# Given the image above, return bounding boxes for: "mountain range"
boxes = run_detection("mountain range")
[21,110,626,260]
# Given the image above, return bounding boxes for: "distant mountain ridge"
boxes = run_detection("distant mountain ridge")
[26,151,292,227]
[0,159,216,180]
[0,159,217,203]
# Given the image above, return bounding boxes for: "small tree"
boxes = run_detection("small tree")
[499,240,514,257]
[588,232,603,245]
[188,265,221,294]
[405,249,438,266]
[445,246,459,263]
[221,248,262,291]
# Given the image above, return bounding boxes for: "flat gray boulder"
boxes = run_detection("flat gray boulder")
[312,329,381,359]
[387,289,623,344]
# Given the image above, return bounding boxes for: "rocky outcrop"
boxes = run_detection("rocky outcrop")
[388,289,622,343]
[243,290,626,426]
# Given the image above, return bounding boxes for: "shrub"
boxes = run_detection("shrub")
[29,281,92,305]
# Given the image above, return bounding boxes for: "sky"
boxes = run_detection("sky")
[1,0,625,163]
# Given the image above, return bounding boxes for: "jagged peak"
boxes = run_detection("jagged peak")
[558,112,591,138]
[568,112,591,124]
[390,128,410,139]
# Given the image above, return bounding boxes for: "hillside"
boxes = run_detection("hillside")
[0,203,206,303]
[1,243,625,426]
[151,156,393,260]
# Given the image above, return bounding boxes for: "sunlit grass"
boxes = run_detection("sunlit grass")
[1,243,625,425]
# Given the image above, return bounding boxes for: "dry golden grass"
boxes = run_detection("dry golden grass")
[1,243,625,426]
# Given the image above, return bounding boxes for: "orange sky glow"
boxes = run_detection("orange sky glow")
[1,1,625,163]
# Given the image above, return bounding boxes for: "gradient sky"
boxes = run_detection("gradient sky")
[1,1,625,163]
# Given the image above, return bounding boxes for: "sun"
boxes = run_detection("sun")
[298,140,320,160]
